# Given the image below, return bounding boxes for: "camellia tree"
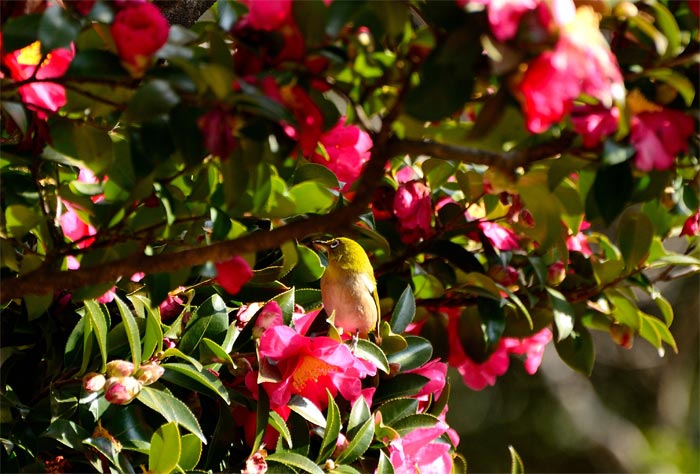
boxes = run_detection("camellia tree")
[1,0,698,472]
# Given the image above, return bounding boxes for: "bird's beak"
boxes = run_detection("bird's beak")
[311,240,328,252]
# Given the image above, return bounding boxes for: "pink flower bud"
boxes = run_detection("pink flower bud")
[105,360,135,378]
[136,362,165,386]
[487,264,519,287]
[82,372,106,392]
[546,261,566,286]
[104,376,141,405]
[609,323,634,349]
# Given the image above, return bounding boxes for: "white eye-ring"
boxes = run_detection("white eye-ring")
[329,239,340,249]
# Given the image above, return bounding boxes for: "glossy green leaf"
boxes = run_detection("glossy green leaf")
[199,337,234,367]
[643,68,695,106]
[269,410,294,449]
[38,5,81,53]
[115,297,142,366]
[653,293,674,326]
[335,416,374,465]
[265,452,324,474]
[591,162,633,225]
[617,210,653,270]
[161,362,230,403]
[376,450,395,474]
[288,395,327,428]
[386,336,432,372]
[608,292,641,330]
[42,419,90,450]
[160,348,203,371]
[390,285,416,334]
[374,374,429,403]
[5,204,41,239]
[289,181,336,214]
[126,79,180,122]
[392,413,442,436]
[253,388,269,453]
[1,13,41,52]
[376,398,419,427]
[178,433,203,471]
[179,294,229,354]
[84,300,110,372]
[547,288,575,342]
[316,392,341,464]
[25,292,53,321]
[648,1,681,58]
[509,445,525,474]
[354,339,390,374]
[347,396,371,438]
[518,169,563,250]
[554,325,595,376]
[149,422,181,474]
[137,386,206,443]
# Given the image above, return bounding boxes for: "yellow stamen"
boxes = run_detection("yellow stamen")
[291,355,337,392]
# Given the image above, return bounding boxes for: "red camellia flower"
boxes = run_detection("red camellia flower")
[2,40,74,117]
[566,221,592,256]
[111,2,169,75]
[314,117,373,189]
[630,109,695,172]
[393,180,434,244]
[239,0,292,31]
[215,256,253,295]
[571,105,620,148]
[479,221,520,251]
[198,107,238,159]
[258,325,377,410]
[680,210,699,237]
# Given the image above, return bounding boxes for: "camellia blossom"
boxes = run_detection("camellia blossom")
[503,328,553,375]
[258,325,377,410]
[479,221,520,251]
[198,107,238,159]
[405,359,447,408]
[680,210,699,237]
[571,105,620,148]
[313,117,373,188]
[111,2,169,75]
[215,256,253,295]
[386,421,453,474]
[2,40,74,117]
[517,4,624,133]
[630,109,695,172]
[239,0,292,31]
[566,221,592,256]
[393,180,434,244]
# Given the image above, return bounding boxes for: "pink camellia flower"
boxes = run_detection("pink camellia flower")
[468,0,540,42]
[258,325,377,410]
[571,105,620,148]
[517,5,624,133]
[479,221,520,251]
[503,327,553,375]
[313,117,373,189]
[159,291,184,321]
[104,376,141,405]
[547,261,567,286]
[2,40,74,118]
[386,421,453,474]
[198,107,238,160]
[215,255,253,295]
[405,359,447,408]
[83,372,107,393]
[630,109,695,172]
[393,180,434,244]
[487,264,519,287]
[680,210,699,237]
[566,221,592,256]
[111,2,169,75]
[239,0,292,31]
[60,205,96,249]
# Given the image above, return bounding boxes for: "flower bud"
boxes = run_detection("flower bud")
[487,264,519,287]
[105,360,134,378]
[136,362,165,386]
[546,261,567,286]
[104,376,141,405]
[609,323,634,349]
[82,372,106,392]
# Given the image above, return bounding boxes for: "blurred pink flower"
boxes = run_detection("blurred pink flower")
[111,2,169,74]
[479,221,520,251]
[680,210,699,237]
[2,41,74,117]
[159,291,184,321]
[566,221,592,256]
[571,105,620,148]
[198,107,238,159]
[314,117,373,188]
[386,421,453,474]
[547,261,567,286]
[60,205,96,249]
[630,109,695,172]
[405,359,447,408]
[503,327,553,375]
[215,256,253,295]
[239,0,292,31]
[517,6,623,133]
[258,325,376,410]
[393,180,433,244]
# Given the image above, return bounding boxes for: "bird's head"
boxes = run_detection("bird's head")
[312,237,373,273]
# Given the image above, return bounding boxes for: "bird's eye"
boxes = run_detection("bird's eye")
[329,239,339,249]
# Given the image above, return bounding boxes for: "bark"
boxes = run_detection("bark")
[155,0,216,27]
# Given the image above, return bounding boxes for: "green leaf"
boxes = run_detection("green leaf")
[126,79,181,122]
[643,67,695,106]
[289,181,336,214]
[84,300,110,372]
[386,336,432,372]
[554,325,595,376]
[288,395,326,428]
[335,416,374,465]
[374,374,429,403]
[270,410,294,449]
[347,396,371,438]
[652,293,674,326]
[115,297,142,366]
[608,292,641,330]
[509,445,525,474]
[38,5,81,53]
[329,465,363,474]
[199,337,235,367]
[179,294,229,354]
[178,433,202,471]
[316,392,342,464]
[5,204,41,239]
[477,296,506,348]
[42,419,90,450]
[1,14,41,52]
[390,285,416,334]
[376,450,395,474]
[253,388,269,453]
[590,162,633,225]
[149,422,181,474]
[354,339,390,374]
[617,210,653,270]
[265,452,324,474]
[517,169,563,250]
[293,0,329,48]
[639,312,678,354]
[24,293,53,321]
[376,398,419,427]
[293,163,340,188]
[391,413,442,436]
[137,385,206,444]
[648,2,681,58]
[161,362,230,403]
[285,245,326,283]
[547,288,575,342]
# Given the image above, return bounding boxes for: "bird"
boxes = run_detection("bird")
[312,237,380,339]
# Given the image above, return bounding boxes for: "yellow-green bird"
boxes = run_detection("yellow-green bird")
[312,237,380,339]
